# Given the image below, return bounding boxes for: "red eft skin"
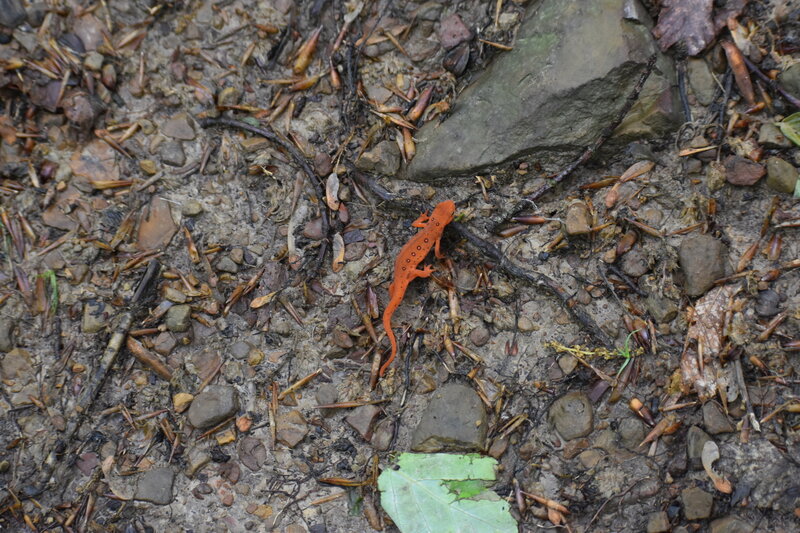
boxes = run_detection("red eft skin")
[380,200,456,377]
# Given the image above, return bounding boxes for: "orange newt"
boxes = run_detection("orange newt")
[380,200,456,377]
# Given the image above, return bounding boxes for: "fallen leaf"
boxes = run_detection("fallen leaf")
[378,453,517,533]
[653,0,715,56]
[325,172,340,211]
[251,290,279,309]
[721,41,755,106]
[681,285,739,399]
[332,232,345,272]
[687,285,738,357]
[702,440,733,493]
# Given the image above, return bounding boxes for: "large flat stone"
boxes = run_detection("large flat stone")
[411,383,487,452]
[406,0,678,181]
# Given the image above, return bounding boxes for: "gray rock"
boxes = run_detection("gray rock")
[765,156,798,194]
[646,511,670,533]
[411,383,487,452]
[645,291,678,323]
[687,58,716,105]
[0,348,37,406]
[276,410,308,448]
[406,0,678,180]
[469,323,490,346]
[159,140,186,167]
[185,446,211,477]
[371,418,396,451]
[315,383,339,418]
[26,3,48,27]
[577,449,603,469]
[181,200,203,216]
[686,425,712,470]
[668,448,688,477]
[186,385,238,428]
[702,402,734,434]
[548,391,594,440]
[161,113,196,140]
[230,341,251,360]
[678,234,726,297]
[345,404,382,441]
[0,317,16,352]
[755,289,781,317]
[618,417,646,450]
[163,287,187,304]
[681,486,714,520]
[355,141,400,175]
[778,62,800,98]
[758,123,792,148]
[724,155,765,186]
[82,300,111,333]
[565,201,592,235]
[216,256,239,274]
[134,468,175,505]
[620,246,650,278]
[0,0,26,29]
[710,516,753,533]
[83,51,104,71]
[165,304,191,332]
[153,332,176,356]
[719,438,800,512]
[438,13,471,50]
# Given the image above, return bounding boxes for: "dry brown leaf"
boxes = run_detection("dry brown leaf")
[547,508,564,525]
[332,232,345,272]
[701,440,733,493]
[325,173,340,211]
[721,41,755,106]
[619,160,655,182]
[687,285,738,357]
[251,290,279,309]
[653,0,715,56]
[681,285,739,399]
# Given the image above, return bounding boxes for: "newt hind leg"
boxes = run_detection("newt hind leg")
[412,264,435,279]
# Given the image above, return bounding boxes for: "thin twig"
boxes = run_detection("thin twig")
[742,55,800,109]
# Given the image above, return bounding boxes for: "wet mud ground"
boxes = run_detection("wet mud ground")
[1,0,800,532]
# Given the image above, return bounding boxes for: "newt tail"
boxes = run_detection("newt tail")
[380,200,456,377]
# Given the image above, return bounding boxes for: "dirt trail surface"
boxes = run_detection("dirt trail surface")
[1,0,800,532]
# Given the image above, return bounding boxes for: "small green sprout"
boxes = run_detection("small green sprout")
[615,329,641,377]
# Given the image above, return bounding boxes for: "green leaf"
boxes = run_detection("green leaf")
[777,112,800,146]
[378,453,517,533]
[445,479,485,500]
[795,176,800,199]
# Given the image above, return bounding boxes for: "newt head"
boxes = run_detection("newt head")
[433,200,456,221]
